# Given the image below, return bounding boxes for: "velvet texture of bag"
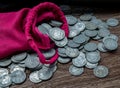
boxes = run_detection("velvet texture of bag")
[0,2,69,64]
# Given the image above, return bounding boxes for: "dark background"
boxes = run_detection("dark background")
[0,0,120,12]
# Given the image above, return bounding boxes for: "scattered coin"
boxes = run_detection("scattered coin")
[42,49,55,59]
[49,28,65,40]
[85,61,98,69]
[80,14,92,21]
[10,70,26,84]
[84,42,97,51]
[97,43,107,52]
[67,40,80,48]
[29,71,42,83]
[106,18,119,27]
[93,65,109,78]
[103,38,118,51]
[0,68,9,77]
[55,37,68,47]
[65,15,77,25]
[50,20,62,27]
[98,28,110,37]
[0,58,11,67]
[85,30,98,37]
[85,22,97,30]
[58,57,71,64]
[69,65,84,76]
[65,47,79,58]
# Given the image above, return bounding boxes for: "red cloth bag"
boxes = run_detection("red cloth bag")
[0,2,69,64]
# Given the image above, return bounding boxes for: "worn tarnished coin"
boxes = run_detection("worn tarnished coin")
[85,61,98,69]
[0,74,12,87]
[65,15,77,25]
[10,65,25,73]
[85,30,98,37]
[68,26,79,38]
[84,42,97,51]
[55,37,68,47]
[41,49,55,59]
[50,20,62,27]
[73,34,86,44]
[98,28,110,37]
[29,71,42,83]
[69,65,84,76]
[106,18,119,27]
[93,65,109,78]
[67,40,80,48]
[103,38,118,51]
[65,47,79,58]
[102,34,118,42]
[93,35,102,40]
[97,43,107,52]
[0,68,9,77]
[38,68,53,81]
[86,51,100,64]
[0,58,11,67]
[72,52,87,67]
[10,70,26,84]
[58,57,71,64]
[38,25,49,35]
[85,22,97,30]
[74,22,85,32]
[11,52,27,62]
[98,22,108,29]
[80,14,92,21]
[49,28,65,40]
[58,48,67,57]
[41,23,52,30]
[25,55,40,69]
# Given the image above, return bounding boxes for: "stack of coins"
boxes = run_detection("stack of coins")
[0,10,119,88]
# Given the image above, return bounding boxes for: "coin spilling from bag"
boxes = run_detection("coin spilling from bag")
[0,7,119,88]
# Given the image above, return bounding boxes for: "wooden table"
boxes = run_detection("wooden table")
[11,9,120,88]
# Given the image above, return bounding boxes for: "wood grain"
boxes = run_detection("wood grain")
[11,9,120,88]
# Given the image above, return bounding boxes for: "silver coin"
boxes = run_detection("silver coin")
[10,65,25,73]
[74,22,85,33]
[49,28,65,40]
[69,65,84,76]
[11,52,27,62]
[0,68,9,77]
[102,34,118,42]
[85,61,98,69]
[50,20,62,27]
[68,26,79,38]
[0,58,11,67]
[55,37,68,47]
[80,14,92,21]
[29,71,42,83]
[84,42,97,51]
[103,38,118,51]
[0,74,12,87]
[41,49,55,59]
[10,70,26,84]
[97,43,107,52]
[85,22,97,30]
[38,25,49,35]
[44,63,57,73]
[106,18,119,27]
[98,22,109,29]
[72,52,87,67]
[38,68,53,81]
[93,65,109,78]
[65,15,77,25]
[58,48,67,57]
[65,47,79,58]
[86,51,100,64]
[91,19,102,25]
[98,28,110,37]
[41,23,52,30]
[79,45,84,50]
[73,34,87,44]
[25,55,40,69]
[85,30,98,37]
[67,40,80,48]
[58,57,71,64]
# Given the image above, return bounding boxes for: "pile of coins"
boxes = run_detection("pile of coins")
[0,11,119,88]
